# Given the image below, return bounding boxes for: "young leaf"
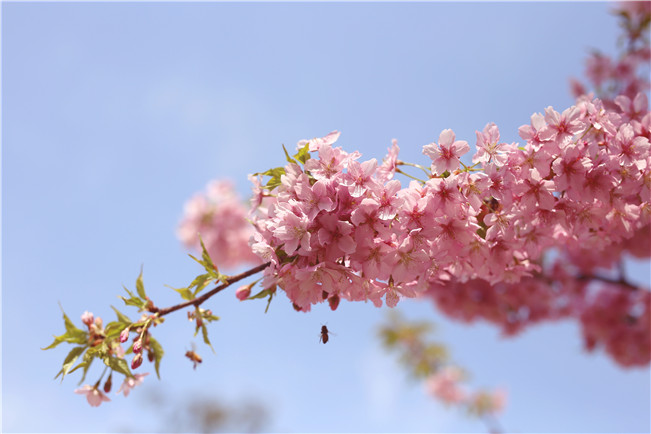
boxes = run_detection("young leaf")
[120,286,146,309]
[247,288,274,300]
[103,355,133,378]
[110,305,132,325]
[203,312,220,322]
[104,321,126,340]
[69,358,94,385]
[294,142,311,164]
[148,336,164,379]
[282,144,298,164]
[135,267,147,300]
[265,292,274,314]
[167,284,194,301]
[253,167,285,191]
[189,273,212,296]
[198,235,219,277]
[42,309,88,350]
[54,346,86,382]
[201,324,216,354]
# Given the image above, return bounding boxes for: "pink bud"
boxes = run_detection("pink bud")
[81,311,94,326]
[103,374,112,393]
[131,353,143,370]
[328,294,340,311]
[133,339,142,354]
[119,327,130,343]
[235,285,251,301]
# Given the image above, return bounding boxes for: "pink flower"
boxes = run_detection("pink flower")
[74,385,111,407]
[543,105,586,146]
[468,388,507,415]
[377,139,400,182]
[426,366,467,404]
[473,123,509,165]
[344,159,379,197]
[585,53,613,87]
[178,180,260,270]
[272,206,312,256]
[422,129,469,174]
[117,373,149,397]
[297,130,341,152]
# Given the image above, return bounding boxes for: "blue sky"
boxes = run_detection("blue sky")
[2,1,650,433]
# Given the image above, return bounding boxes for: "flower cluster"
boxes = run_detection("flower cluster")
[178,180,260,269]
[72,311,150,407]
[170,2,651,370]
[249,91,649,315]
[426,366,506,417]
[571,1,650,108]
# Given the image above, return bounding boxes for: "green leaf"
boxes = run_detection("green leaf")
[104,321,126,340]
[148,336,164,379]
[167,284,195,301]
[201,324,215,353]
[203,313,220,322]
[252,167,286,191]
[85,341,109,359]
[69,358,93,385]
[264,292,274,314]
[54,346,86,381]
[42,308,88,350]
[293,142,311,164]
[136,267,147,300]
[198,235,219,277]
[120,295,146,309]
[120,285,146,309]
[247,288,274,300]
[282,144,298,164]
[189,273,212,296]
[103,355,133,378]
[110,305,132,325]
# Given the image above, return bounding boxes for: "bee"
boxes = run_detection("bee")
[319,325,330,344]
[185,343,202,369]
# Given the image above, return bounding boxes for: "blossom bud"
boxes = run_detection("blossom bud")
[131,353,143,370]
[133,339,142,354]
[81,311,94,327]
[119,327,130,343]
[103,374,112,393]
[236,285,251,301]
[147,350,155,363]
[328,294,340,311]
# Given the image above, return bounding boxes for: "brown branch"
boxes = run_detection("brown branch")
[156,262,271,317]
[577,273,641,291]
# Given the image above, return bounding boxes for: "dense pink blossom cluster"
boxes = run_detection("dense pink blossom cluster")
[248,93,649,313]
[579,284,650,367]
[175,2,650,370]
[178,180,260,269]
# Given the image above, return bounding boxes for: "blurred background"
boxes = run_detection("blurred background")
[2,1,650,432]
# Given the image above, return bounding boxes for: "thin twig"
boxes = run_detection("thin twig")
[156,262,271,317]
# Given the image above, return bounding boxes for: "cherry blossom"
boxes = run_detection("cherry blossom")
[74,385,111,407]
[116,373,149,397]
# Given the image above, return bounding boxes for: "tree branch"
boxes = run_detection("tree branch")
[155,262,271,317]
[577,272,641,290]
